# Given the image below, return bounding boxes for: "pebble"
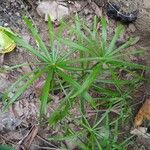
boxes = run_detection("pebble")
[4,23,8,27]
[84,8,90,15]
[128,24,136,33]
[15,12,20,17]
[8,12,12,15]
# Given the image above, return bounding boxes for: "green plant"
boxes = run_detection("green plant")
[0,145,15,150]
[4,15,148,149]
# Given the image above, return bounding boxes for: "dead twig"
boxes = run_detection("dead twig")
[18,125,39,150]
[36,135,58,148]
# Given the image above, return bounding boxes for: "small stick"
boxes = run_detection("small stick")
[18,125,39,150]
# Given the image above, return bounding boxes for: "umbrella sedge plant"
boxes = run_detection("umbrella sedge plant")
[3,15,97,119]
[3,14,148,149]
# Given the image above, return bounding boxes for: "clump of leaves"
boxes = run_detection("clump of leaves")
[4,15,147,149]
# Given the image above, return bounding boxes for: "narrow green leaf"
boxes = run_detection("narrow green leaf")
[101,18,107,44]
[23,16,51,60]
[109,37,136,56]
[48,15,54,47]
[64,57,102,64]
[40,70,53,115]
[58,65,85,71]
[7,71,34,92]
[93,110,110,128]
[74,14,90,42]
[112,50,144,59]
[75,14,81,32]
[106,25,124,54]
[71,64,101,98]
[56,69,96,107]
[92,15,97,39]
[57,38,91,53]
[48,90,74,125]
[4,30,48,62]
[4,66,49,109]
[101,17,107,55]
[107,58,149,70]
[72,28,91,43]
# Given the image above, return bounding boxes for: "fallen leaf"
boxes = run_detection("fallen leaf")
[134,99,150,127]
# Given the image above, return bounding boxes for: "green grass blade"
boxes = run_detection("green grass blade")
[92,15,97,39]
[75,14,81,33]
[106,25,124,55]
[73,14,90,42]
[93,110,110,129]
[101,18,107,44]
[57,38,92,53]
[40,70,53,115]
[101,17,107,55]
[109,37,137,56]
[4,30,48,62]
[64,57,102,64]
[48,15,54,47]
[107,58,149,70]
[112,50,144,59]
[7,71,34,92]
[4,67,49,109]
[71,64,101,98]
[48,90,74,125]
[23,16,51,60]
[56,69,96,107]
[58,65,86,71]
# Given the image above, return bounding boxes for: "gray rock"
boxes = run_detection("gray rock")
[36,1,69,22]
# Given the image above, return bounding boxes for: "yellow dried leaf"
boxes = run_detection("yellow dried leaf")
[0,26,16,54]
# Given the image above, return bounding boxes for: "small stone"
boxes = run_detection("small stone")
[0,20,4,26]
[36,1,69,22]
[8,12,12,15]
[4,23,8,27]
[128,24,136,32]
[84,8,90,15]
[21,5,24,9]
[15,12,20,17]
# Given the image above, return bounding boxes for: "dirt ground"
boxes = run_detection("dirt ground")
[0,0,150,149]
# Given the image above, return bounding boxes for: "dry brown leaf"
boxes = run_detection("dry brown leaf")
[134,99,150,127]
